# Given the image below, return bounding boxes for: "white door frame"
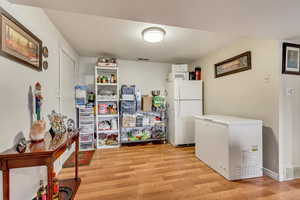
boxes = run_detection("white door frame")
[58,47,77,113]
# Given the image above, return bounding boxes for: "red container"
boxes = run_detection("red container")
[195,67,201,80]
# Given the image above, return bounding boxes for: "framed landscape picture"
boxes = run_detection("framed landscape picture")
[282,43,300,75]
[215,51,251,78]
[0,7,42,71]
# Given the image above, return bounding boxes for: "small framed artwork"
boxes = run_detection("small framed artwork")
[282,43,300,75]
[215,51,251,78]
[0,7,42,71]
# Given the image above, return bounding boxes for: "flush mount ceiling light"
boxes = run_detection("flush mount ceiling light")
[142,27,166,43]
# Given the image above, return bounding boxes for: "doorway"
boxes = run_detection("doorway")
[59,48,76,121]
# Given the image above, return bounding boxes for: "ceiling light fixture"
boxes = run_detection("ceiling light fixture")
[142,27,166,43]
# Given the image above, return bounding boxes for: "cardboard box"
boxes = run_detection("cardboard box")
[142,95,152,112]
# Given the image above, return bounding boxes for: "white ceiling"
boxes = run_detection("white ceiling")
[10,0,300,63]
[9,0,300,40]
[43,9,239,63]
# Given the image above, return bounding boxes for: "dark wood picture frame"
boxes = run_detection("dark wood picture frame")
[0,7,42,71]
[282,42,300,75]
[215,51,251,78]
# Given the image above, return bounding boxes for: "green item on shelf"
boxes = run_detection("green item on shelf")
[153,96,165,108]
[129,136,139,141]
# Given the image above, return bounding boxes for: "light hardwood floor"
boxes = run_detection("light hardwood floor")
[60,144,300,200]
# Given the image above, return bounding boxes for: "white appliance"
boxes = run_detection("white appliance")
[168,72,188,81]
[167,80,203,146]
[194,115,263,180]
[172,64,188,72]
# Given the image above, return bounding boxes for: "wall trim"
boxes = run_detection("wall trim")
[263,168,279,181]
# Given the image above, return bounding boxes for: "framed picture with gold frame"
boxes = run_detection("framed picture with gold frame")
[0,7,42,71]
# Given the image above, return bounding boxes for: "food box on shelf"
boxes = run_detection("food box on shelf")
[142,95,152,112]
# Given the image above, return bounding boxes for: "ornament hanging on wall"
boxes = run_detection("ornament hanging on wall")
[42,46,49,58]
[42,61,48,71]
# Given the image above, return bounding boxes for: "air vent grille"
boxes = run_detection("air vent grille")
[137,58,150,61]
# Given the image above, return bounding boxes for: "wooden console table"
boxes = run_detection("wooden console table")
[0,132,81,200]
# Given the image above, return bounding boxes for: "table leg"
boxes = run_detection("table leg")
[3,167,9,200]
[75,136,79,179]
[47,162,53,200]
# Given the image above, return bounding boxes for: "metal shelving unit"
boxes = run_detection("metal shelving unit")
[119,86,167,145]
[95,65,120,149]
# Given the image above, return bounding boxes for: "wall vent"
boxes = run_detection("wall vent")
[137,58,150,61]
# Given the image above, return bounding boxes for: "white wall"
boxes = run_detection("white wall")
[192,38,281,175]
[79,57,171,95]
[278,40,300,181]
[0,1,79,199]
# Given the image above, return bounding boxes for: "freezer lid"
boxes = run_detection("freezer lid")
[174,80,203,100]
[194,115,263,125]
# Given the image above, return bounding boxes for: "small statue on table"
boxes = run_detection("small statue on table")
[48,110,67,147]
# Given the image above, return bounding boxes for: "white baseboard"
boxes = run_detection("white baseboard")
[263,168,279,181]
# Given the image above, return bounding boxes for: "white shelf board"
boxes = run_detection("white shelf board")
[96,99,118,102]
[97,129,119,134]
[80,140,94,143]
[80,132,94,135]
[96,144,120,149]
[96,83,118,86]
[96,66,118,69]
[80,148,95,152]
[97,114,119,118]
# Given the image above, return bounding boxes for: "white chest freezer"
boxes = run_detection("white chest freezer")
[194,115,263,180]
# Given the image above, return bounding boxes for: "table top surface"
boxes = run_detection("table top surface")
[0,131,78,159]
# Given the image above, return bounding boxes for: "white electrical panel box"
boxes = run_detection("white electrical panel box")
[194,115,263,180]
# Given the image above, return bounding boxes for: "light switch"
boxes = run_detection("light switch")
[264,74,271,83]
[287,88,296,96]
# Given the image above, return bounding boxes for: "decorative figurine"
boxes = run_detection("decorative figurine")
[34,82,43,121]
[67,119,75,132]
[16,137,27,153]
[48,110,67,139]
[30,120,47,142]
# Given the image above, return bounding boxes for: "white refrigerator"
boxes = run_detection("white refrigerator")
[167,80,203,146]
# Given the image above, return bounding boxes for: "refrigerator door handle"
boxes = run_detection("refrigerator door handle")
[178,100,181,118]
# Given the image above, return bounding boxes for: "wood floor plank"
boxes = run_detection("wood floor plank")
[59,144,300,200]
